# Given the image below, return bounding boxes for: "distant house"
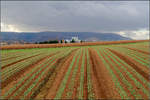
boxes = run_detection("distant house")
[65,39,71,43]
[71,37,81,43]
[65,37,81,43]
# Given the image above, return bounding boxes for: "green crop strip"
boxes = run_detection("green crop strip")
[54,49,81,99]
[119,47,149,58]
[101,48,142,99]
[78,48,85,99]
[1,50,45,67]
[86,48,95,99]
[22,59,57,98]
[9,48,71,99]
[106,47,150,87]
[1,54,47,79]
[105,49,150,97]
[2,48,66,98]
[2,55,54,98]
[94,48,128,99]
[1,50,56,80]
[65,49,82,98]
[2,56,52,99]
[111,47,149,67]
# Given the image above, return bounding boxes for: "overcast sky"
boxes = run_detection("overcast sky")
[1,1,149,40]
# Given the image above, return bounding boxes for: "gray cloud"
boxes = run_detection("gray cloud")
[1,1,149,39]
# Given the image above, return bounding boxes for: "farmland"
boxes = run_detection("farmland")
[0,40,149,99]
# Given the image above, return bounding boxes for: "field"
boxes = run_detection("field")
[0,40,149,99]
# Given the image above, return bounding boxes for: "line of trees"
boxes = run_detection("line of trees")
[35,40,59,44]
[35,39,84,44]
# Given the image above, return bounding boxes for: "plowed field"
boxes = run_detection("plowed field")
[0,41,149,99]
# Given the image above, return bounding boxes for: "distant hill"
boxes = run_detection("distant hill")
[0,32,131,43]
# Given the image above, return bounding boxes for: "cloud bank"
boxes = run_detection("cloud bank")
[1,1,149,39]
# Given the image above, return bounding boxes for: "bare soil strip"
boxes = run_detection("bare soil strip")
[88,48,119,99]
[108,49,149,81]
[1,52,59,89]
[83,51,88,99]
[88,48,106,98]
[2,53,43,69]
[45,49,78,99]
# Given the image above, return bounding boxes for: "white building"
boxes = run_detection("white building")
[65,39,71,43]
[71,37,81,43]
[65,36,81,43]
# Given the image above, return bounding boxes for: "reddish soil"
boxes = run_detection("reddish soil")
[100,49,134,98]
[33,49,78,99]
[124,47,150,55]
[88,48,106,98]
[83,51,88,99]
[108,49,149,81]
[16,56,59,99]
[61,49,83,99]
[71,52,83,99]
[103,50,148,99]
[45,49,78,99]
[107,49,149,90]
[105,50,149,98]
[2,53,44,69]
[88,48,121,99]
[1,52,59,89]
[1,40,149,50]
[26,52,71,99]
[2,52,59,99]
[1,55,23,62]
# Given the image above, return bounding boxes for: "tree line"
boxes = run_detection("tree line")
[35,39,80,44]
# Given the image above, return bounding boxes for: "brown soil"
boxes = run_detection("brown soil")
[61,49,83,99]
[1,55,23,62]
[2,52,59,99]
[2,53,43,69]
[108,48,149,81]
[125,47,150,55]
[71,51,83,99]
[107,49,149,90]
[104,50,148,99]
[34,49,78,99]
[120,46,149,61]
[1,52,59,89]
[88,48,121,99]
[83,51,88,99]
[17,56,60,99]
[105,49,149,98]
[45,49,78,99]
[13,58,57,99]
[100,49,134,98]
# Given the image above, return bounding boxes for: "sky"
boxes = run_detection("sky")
[1,1,149,40]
